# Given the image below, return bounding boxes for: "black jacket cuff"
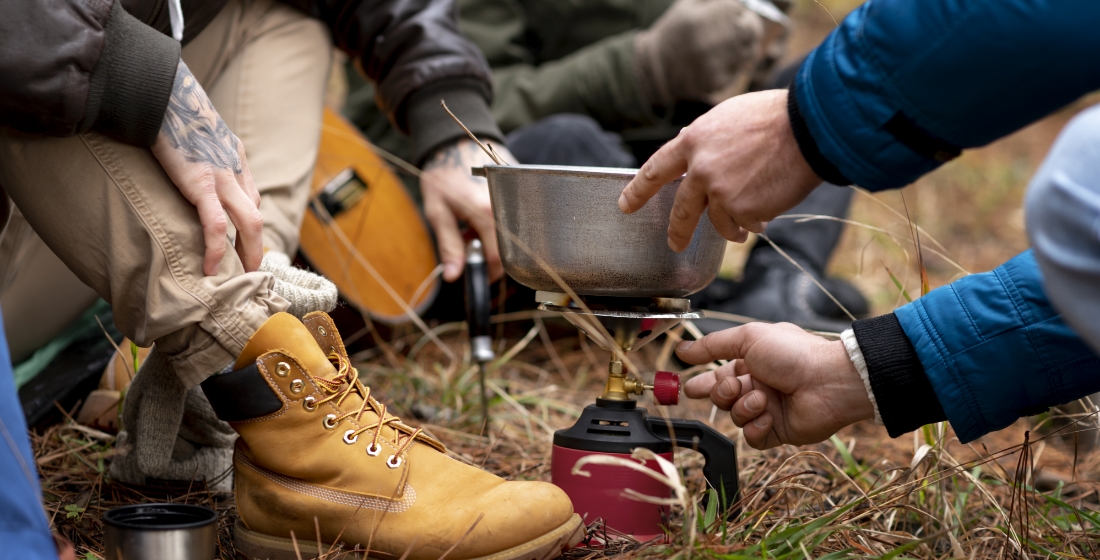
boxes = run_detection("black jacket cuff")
[787,81,852,187]
[81,1,180,147]
[853,314,946,437]
[406,80,505,167]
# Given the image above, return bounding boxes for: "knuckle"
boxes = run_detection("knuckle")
[742,322,766,338]
[244,211,264,232]
[209,216,228,235]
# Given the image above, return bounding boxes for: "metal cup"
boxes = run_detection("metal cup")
[103,503,218,560]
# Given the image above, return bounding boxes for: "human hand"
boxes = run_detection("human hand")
[421,139,516,282]
[152,60,262,276]
[634,0,765,108]
[618,89,821,251]
[678,322,873,449]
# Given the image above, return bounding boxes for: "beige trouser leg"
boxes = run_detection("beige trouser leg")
[183,0,331,255]
[0,0,329,380]
[0,208,98,364]
[0,125,290,387]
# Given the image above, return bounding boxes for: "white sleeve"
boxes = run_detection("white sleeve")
[841,328,883,425]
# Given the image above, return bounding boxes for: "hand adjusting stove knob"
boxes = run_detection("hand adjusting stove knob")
[652,371,680,406]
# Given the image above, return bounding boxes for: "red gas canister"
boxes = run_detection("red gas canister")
[550,397,740,544]
[550,445,672,542]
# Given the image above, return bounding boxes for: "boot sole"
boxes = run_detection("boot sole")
[234,513,584,560]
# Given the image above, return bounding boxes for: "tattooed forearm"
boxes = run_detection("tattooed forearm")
[159,61,243,173]
[423,139,491,172]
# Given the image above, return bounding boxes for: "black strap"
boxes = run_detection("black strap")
[882,112,961,163]
[201,363,283,422]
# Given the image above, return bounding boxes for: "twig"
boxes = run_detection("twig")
[440,100,507,165]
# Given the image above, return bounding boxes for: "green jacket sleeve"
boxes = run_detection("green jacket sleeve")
[487,33,658,134]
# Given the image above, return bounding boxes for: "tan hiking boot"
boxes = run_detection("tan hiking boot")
[200,312,582,560]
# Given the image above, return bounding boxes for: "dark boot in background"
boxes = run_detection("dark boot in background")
[691,184,869,334]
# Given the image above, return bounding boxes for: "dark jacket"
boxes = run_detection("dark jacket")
[790,0,1100,442]
[0,0,501,163]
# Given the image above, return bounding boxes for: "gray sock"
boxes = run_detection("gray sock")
[110,349,236,491]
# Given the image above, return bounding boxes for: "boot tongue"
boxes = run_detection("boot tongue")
[234,312,337,379]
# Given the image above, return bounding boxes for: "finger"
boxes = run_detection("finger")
[426,197,466,282]
[235,139,261,206]
[480,232,504,281]
[619,136,687,214]
[465,198,504,281]
[740,220,767,234]
[193,192,229,276]
[682,363,743,407]
[683,370,718,399]
[708,365,743,411]
[741,411,775,450]
[219,173,265,272]
[707,204,749,244]
[730,389,767,427]
[675,323,763,364]
[725,374,755,426]
[666,172,708,252]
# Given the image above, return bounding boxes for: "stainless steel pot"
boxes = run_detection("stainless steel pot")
[103,503,217,560]
[476,165,726,298]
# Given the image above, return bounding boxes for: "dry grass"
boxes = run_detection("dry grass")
[36,314,1100,559]
[32,1,1100,558]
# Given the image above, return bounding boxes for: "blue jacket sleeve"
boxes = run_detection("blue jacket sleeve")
[793,0,1100,191]
[894,250,1100,442]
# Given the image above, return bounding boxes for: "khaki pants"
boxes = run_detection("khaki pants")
[0,0,330,387]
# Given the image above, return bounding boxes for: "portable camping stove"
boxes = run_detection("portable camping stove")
[538,291,740,542]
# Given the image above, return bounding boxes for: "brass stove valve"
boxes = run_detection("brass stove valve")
[600,361,680,405]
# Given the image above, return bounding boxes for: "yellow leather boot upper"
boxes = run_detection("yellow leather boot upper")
[228,312,576,560]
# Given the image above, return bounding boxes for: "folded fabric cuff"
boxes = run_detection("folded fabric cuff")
[82,0,181,147]
[852,314,946,437]
[406,80,505,167]
[787,81,851,186]
[841,328,882,425]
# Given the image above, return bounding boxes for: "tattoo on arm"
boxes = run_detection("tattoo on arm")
[159,61,243,173]
[424,140,489,172]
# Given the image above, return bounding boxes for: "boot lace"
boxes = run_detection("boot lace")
[312,352,423,458]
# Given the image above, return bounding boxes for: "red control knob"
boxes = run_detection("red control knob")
[652,371,680,406]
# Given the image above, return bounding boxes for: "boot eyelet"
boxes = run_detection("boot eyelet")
[276,362,291,377]
[343,430,359,445]
[318,326,328,336]
[366,443,382,456]
[303,397,317,411]
[386,455,403,469]
[323,414,338,429]
[290,379,305,394]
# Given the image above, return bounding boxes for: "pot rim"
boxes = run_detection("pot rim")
[474,164,667,180]
[103,503,217,531]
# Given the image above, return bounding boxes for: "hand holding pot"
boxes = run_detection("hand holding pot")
[618,89,821,251]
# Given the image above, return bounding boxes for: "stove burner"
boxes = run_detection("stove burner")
[536,291,700,353]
